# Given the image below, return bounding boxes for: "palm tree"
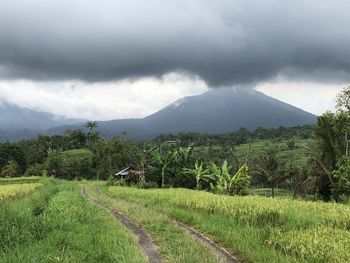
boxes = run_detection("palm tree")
[183,161,212,189]
[254,146,293,198]
[84,121,98,132]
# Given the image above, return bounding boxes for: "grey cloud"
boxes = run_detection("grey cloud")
[0,0,350,86]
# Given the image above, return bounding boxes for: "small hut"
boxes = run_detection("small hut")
[115,166,144,182]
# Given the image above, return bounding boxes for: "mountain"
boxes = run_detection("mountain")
[48,88,317,139]
[0,100,82,141]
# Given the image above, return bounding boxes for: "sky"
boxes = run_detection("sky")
[0,0,349,120]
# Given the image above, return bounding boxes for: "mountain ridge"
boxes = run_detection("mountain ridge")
[0,100,83,140]
[47,87,317,139]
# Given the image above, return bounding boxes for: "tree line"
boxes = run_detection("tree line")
[1,86,350,202]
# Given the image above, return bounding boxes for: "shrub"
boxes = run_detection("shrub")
[25,164,46,177]
[0,160,20,178]
[229,164,251,195]
[331,156,350,201]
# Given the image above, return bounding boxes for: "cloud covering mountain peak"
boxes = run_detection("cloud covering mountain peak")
[0,0,350,86]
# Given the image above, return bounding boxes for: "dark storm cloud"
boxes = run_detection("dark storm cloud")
[0,0,350,86]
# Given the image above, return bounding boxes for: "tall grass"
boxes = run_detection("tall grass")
[0,179,146,262]
[0,183,41,202]
[0,176,41,185]
[108,186,350,263]
[87,183,222,263]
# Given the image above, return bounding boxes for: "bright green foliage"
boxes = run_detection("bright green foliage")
[209,161,250,195]
[331,156,350,200]
[209,160,231,194]
[0,179,146,262]
[229,164,250,195]
[183,161,212,189]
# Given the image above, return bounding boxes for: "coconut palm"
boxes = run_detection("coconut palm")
[254,146,294,197]
[84,121,98,132]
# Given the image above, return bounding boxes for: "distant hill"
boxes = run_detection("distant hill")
[0,100,82,141]
[48,88,317,139]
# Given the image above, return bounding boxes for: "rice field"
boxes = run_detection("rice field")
[107,186,350,263]
[0,183,41,202]
[0,178,147,262]
[2,178,349,262]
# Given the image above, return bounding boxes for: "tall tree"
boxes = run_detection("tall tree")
[84,121,98,132]
[254,146,294,197]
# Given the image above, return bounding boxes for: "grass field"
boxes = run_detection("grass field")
[0,176,41,185]
[234,139,311,163]
[194,138,311,168]
[2,177,349,263]
[0,178,146,262]
[0,183,41,202]
[105,186,350,263]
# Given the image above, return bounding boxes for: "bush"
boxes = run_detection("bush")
[0,160,20,178]
[25,164,46,177]
[229,164,251,195]
[331,156,350,201]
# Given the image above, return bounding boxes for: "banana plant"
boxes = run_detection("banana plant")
[210,160,250,195]
[209,160,232,194]
[183,161,213,189]
[152,149,177,188]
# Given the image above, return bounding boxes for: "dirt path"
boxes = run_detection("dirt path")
[174,221,238,263]
[82,186,163,263]
[96,186,239,263]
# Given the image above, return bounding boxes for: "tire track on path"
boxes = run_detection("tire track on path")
[96,186,239,263]
[82,186,163,263]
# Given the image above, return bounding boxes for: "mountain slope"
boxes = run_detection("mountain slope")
[48,88,316,139]
[142,88,316,134]
[0,100,82,135]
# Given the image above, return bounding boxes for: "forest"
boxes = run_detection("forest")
[1,86,350,202]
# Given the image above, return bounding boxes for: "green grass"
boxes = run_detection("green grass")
[86,182,223,263]
[233,139,311,165]
[0,179,146,263]
[106,186,350,263]
[195,138,312,167]
[0,176,41,185]
[60,149,93,160]
[0,183,41,203]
